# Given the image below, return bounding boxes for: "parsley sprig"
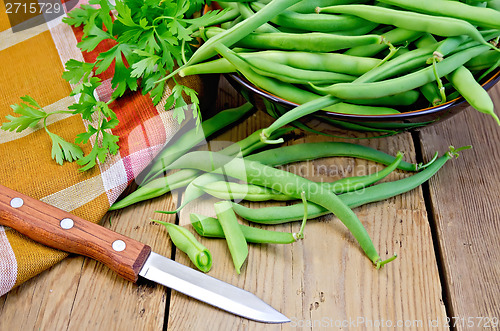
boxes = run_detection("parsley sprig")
[2,0,228,170]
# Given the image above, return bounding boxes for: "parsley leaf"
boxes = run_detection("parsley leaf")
[1,96,47,132]
[48,131,84,165]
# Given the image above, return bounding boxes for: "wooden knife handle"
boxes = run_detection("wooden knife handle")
[0,184,151,283]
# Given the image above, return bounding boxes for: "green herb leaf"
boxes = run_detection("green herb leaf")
[62,59,95,84]
[1,97,47,132]
[47,131,84,165]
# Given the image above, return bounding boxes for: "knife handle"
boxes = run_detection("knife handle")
[0,184,151,283]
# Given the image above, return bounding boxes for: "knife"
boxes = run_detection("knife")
[0,184,289,323]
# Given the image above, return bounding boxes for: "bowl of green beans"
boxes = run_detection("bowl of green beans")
[193,0,500,135]
[226,66,500,135]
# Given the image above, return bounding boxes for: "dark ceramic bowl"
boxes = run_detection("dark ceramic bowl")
[225,68,500,135]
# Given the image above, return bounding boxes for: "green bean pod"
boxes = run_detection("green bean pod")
[464,50,500,71]
[157,0,304,82]
[245,57,357,85]
[154,127,294,214]
[419,83,443,106]
[181,50,382,77]
[348,90,420,107]
[312,45,490,100]
[214,201,249,274]
[246,142,421,171]
[231,147,468,224]
[345,27,422,57]
[165,151,394,267]
[447,66,500,125]
[326,151,404,193]
[237,2,280,33]
[378,0,500,30]
[186,0,303,65]
[198,181,293,201]
[141,102,255,184]
[203,27,384,52]
[320,102,400,115]
[111,127,293,211]
[215,43,322,106]
[198,151,403,201]
[190,213,298,244]
[317,5,495,49]
[109,169,200,211]
[153,220,212,272]
[251,1,370,32]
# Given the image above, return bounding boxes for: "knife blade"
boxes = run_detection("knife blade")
[0,184,289,323]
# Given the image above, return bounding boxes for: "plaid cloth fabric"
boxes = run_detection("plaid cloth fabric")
[0,0,209,296]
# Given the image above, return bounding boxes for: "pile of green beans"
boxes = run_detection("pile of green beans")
[156,145,465,272]
[177,0,500,138]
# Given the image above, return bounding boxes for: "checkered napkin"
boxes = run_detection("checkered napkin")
[0,0,209,296]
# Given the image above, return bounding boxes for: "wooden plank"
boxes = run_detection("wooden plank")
[165,82,448,329]
[418,83,500,330]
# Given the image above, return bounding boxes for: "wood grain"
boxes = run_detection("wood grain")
[164,79,448,330]
[0,77,466,330]
[419,83,500,330]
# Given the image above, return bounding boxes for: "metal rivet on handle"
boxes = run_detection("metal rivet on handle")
[10,197,24,208]
[112,240,126,252]
[60,218,74,230]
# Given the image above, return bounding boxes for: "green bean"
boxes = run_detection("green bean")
[190,213,299,244]
[251,1,370,33]
[419,83,443,106]
[214,201,248,274]
[414,33,438,49]
[320,102,400,115]
[215,44,322,106]
[257,39,434,142]
[348,90,420,107]
[487,0,500,10]
[246,142,423,171]
[464,50,500,71]
[154,127,293,214]
[110,127,293,210]
[109,170,201,211]
[180,50,381,77]
[141,102,255,185]
[378,0,500,30]
[312,45,490,100]
[202,27,384,52]
[152,220,212,272]
[237,2,280,33]
[157,0,303,82]
[190,0,301,63]
[198,151,403,201]
[231,146,469,224]
[329,151,404,192]
[198,181,293,201]
[165,151,396,267]
[317,5,496,50]
[345,27,422,57]
[266,0,371,13]
[245,57,357,85]
[160,141,414,213]
[206,7,240,26]
[447,65,500,125]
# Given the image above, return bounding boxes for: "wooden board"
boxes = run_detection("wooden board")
[165,79,448,330]
[419,83,500,330]
[0,78,452,330]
